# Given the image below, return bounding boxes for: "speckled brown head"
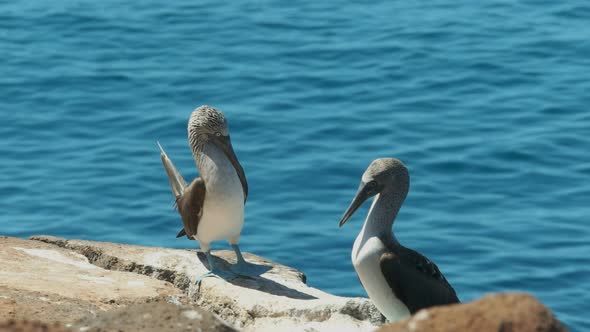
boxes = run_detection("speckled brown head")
[339,158,410,227]
[188,105,230,151]
[187,105,248,201]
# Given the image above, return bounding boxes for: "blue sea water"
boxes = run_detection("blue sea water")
[1,1,589,330]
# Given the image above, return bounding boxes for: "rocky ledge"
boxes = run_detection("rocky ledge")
[0,235,381,332]
[0,235,567,332]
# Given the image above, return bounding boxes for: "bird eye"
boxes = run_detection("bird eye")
[366,181,377,189]
[215,132,222,137]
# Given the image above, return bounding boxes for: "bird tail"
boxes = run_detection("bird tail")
[157,141,188,199]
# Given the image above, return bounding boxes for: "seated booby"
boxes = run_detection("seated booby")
[339,158,459,322]
[158,105,253,282]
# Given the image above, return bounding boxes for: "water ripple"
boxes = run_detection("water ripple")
[1,1,589,330]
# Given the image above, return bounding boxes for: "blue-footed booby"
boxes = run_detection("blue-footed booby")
[339,158,459,322]
[158,105,252,282]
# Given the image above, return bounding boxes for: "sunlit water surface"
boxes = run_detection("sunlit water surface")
[1,1,589,330]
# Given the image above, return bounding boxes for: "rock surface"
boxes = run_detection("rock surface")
[376,293,567,332]
[71,302,237,332]
[1,235,382,332]
[2,235,567,332]
[0,236,185,324]
[0,320,70,332]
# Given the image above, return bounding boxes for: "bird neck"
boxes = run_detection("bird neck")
[194,141,237,190]
[361,186,405,245]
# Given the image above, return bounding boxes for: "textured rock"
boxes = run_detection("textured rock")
[376,293,567,332]
[2,235,382,332]
[1,236,567,332]
[0,320,69,332]
[71,302,237,332]
[0,236,185,324]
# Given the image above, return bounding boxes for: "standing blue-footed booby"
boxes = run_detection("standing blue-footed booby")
[158,105,251,282]
[339,158,459,322]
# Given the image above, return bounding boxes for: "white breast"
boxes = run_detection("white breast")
[352,226,410,322]
[196,143,244,245]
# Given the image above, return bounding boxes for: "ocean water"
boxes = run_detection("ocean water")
[1,1,589,330]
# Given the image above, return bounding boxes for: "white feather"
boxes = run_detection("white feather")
[195,142,244,249]
[352,198,411,322]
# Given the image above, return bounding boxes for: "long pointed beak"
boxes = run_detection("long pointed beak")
[212,135,249,202]
[339,182,375,227]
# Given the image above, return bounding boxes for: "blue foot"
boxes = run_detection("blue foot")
[194,269,235,286]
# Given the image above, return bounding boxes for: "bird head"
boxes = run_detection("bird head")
[339,158,409,227]
[188,105,230,146]
[188,105,248,201]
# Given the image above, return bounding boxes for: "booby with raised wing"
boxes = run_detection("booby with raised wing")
[339,158,459,322]
[158,105,252,281]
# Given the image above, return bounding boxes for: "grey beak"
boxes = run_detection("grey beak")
[212,135,249,202]
[339,182,376,227]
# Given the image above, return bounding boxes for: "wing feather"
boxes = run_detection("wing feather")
[176,228,187,238]
[175,177,206,239]
[379,248,459,314]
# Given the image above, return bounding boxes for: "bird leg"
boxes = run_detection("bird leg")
[233,243,247,264]
[229,244,262,277]
[194,250,235,286]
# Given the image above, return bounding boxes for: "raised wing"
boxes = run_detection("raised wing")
[379,248,459,314]
[158,141,203,239]
[158,141,187,199]
[176,228,187,238]
[175,178,206,239]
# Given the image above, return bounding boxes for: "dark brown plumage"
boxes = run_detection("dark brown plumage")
[380,245,459,314]
[174,178,206,240]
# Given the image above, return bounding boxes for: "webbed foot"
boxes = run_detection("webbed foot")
[195,269,236,286]
[195,250,236,286]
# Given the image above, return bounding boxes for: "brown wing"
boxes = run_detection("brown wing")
[175,177,206,239]
[380,247,459,314]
